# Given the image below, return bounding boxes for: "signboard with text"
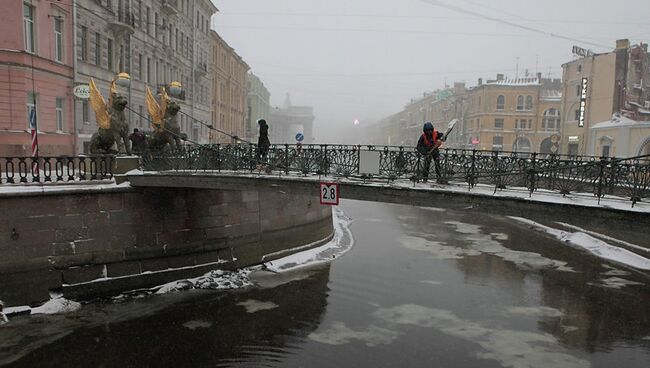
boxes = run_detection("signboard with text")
[319,182,340,206]
[579,77,588,127]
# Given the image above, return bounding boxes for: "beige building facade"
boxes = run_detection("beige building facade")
[210,31,249,144]
[465,74,562,154]
[560,40,650,157]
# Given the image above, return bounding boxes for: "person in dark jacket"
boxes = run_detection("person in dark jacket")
[416,122,446,183]
[128,128,148,154]
[257,119,271,162]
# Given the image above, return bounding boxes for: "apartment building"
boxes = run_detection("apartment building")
[74,0,216,152]
[210,30,249,144]
[0,0,75,156]
[465,74,562,154]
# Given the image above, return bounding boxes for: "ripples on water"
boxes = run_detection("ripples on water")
[1,201,649,368]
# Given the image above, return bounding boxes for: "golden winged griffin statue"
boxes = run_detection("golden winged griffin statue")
[146,83,182,151]
[88,77,131,154]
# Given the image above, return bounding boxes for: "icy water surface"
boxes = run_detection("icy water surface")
[1,200,649,367]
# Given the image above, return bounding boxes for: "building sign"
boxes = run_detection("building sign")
[320,182,339,206]
[568,136,580,142]
[579,77,588,127]
[572,46,593,58]
[73,84,90,99]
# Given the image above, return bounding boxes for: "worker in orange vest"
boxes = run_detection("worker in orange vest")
[416,122,446,183]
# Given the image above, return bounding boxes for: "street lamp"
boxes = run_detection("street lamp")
[113,72,131,88]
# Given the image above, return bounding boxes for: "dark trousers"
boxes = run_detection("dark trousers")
[420,152,441,181]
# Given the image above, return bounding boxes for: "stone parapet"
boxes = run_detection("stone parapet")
[0,186,333,306]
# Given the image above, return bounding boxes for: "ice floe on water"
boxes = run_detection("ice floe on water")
[505,306,564,318]
[313,304,589,368]
[400,221,574,272]
[182,320,213,330]
[236,299,278,313]
[308,322,401,347]
[3,294,81,318]
[419,206,446,212]
[491,233,509,241]
[420,280,443,286]
[399,235,481,259]
[509,217,650,271]
[588,277,644,289]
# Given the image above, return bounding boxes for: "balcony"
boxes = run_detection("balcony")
[161,0,178,16]
[107,10,135,36]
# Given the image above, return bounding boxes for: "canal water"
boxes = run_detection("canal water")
[1,200,649,367]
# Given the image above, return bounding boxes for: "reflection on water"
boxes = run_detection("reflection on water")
[1,200,649,368]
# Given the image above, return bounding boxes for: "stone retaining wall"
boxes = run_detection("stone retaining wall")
[0,187,333,306]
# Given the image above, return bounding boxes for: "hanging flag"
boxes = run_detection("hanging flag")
[29,107,39,176]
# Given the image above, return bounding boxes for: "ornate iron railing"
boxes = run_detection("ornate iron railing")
[0,156,114,185]
[140,144,650,206]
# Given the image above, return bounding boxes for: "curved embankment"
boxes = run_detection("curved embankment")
[0,185,333,306]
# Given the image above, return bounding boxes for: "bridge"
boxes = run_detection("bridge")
[1,145,650,306]
[2,144,650,208]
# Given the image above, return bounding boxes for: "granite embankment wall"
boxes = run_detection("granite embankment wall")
[0,187,333,306]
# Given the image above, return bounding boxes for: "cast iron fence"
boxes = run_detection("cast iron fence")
[0,156,114,185]
[140,144,650,206]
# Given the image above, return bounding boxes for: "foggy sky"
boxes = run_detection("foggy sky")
[211,0,650,143]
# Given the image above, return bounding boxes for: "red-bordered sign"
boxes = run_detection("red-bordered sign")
[319,182,340,205]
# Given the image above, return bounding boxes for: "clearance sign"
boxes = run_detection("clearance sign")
[579,77,588,127]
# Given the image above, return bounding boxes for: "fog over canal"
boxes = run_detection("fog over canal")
[1,200,649,368]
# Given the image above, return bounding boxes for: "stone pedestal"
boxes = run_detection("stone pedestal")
[112,156,140,184]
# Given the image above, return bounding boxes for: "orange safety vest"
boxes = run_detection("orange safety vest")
[421,130,438,148]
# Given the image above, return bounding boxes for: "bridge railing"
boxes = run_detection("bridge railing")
[0,156,114,185]
[139,144,650,206]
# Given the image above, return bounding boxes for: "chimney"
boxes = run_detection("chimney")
[616,39,630,50]
[496,74,504,81]
[478,78,483,86]
[454,82,466,93]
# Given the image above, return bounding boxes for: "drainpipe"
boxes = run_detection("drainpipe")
[72,0,78,154]
[191,0,196,142]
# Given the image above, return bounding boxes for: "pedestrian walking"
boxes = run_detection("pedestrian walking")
[257,119,270,162]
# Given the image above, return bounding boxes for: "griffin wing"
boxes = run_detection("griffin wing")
[146,87,164,131]
[89,79,110,129]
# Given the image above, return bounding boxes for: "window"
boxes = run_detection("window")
[525,96,533,110]
[137,53,142,80]
[496,95,505,110]
[23,3,35,53]
[576,84,581,97]
[494,118,504,129]
[602,145,610,157]
[138,105,144,127]
[492,136,503,149]
[145,7,150,35]
[82,100,89,122]
[516,96,524,110]
[54,17,63,62]
[80,26,88,61]
[155,13,160,39]
[26,92,37,130]
[515,119,532,130]
[542,108,560,130]
[568,143,579,156]
[95,33,101,65]
[56,98,64,131]
[107,38,114,71]
[146,57,151,84]
[577,65,582,73]
[574,109,580,121]
[175,28,179,51]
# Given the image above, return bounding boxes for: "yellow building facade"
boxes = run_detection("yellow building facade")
[465,75,562,154]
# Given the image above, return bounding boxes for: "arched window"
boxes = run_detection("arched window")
[496,95,505,110]
[516,96,524,111]
[514,137,531,152]
[525,96,533,110]
[542,108,560,130]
